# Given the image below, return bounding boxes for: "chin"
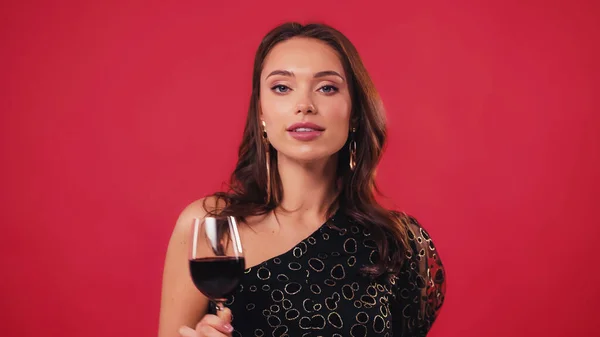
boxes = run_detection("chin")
[279,148,340,165]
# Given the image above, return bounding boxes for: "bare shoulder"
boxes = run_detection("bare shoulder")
[158,196,224,337]
[175,196,225,228]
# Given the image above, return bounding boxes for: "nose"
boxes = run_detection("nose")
[296,103,317,114]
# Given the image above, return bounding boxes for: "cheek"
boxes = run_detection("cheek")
[260,94,292,126]
[320,98,351,131]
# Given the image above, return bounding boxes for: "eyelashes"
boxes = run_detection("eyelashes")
[270,84,339,95]
[318,85,339,94]
[271,84,291,93]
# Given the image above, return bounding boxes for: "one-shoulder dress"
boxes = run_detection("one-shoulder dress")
[222,209,446,337]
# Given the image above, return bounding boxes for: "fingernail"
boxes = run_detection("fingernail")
[224,324,234,332]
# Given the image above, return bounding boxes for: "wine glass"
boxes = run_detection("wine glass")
[189,215,245,311]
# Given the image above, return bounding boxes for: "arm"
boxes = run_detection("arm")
[391,216,446,337]
[158,199,211,337]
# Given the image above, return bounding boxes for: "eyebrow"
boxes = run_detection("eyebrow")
[266,70,345,82]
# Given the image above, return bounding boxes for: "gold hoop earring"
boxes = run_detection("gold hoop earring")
[262,121,271,203]
[349,127,357,171]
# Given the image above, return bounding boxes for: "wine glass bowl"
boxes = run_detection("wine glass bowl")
[188,215,245,310]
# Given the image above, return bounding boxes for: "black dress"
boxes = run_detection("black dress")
[224,209,446,337]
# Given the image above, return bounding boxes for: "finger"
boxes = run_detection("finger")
[196,314,233,335]
[216,307,232,324]
[198,324,230,337]
[178,325,198,337]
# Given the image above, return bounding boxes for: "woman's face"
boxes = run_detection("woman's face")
[260,37,352,164]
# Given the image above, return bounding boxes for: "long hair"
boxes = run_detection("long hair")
[204,22,410,277]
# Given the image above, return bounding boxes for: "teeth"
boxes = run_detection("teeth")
[294,128,315,132]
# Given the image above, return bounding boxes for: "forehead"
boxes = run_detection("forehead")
[261,37,345,76]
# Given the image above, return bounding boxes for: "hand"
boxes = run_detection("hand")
[178,307,233,337]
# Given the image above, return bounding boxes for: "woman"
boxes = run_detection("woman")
[159,22,446,337]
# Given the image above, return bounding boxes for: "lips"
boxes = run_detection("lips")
[286,122,325,141]
[286,122,325,132]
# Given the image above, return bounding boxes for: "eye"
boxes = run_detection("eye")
[318,85,339,94]
[271,85,291,93]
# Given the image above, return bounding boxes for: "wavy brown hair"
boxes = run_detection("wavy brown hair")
[204,22,411,278]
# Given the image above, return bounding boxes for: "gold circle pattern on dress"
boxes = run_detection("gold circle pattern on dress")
[272,325,288,336]
[344,238,358,253]
[285,309,299,320]
[292,247,302,258]
[342,284,354,300]
[356,311,369,324]
[271,289,284,302]
[330,264,345,280]
[288,262,302,271]
[347,255,357,267]
[302,298,313,313]
[222,212,446,336]
[284,282,302,295]
[308,258,324,272]
[328,311,344,329]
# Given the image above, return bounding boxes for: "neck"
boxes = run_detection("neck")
[274,154,339,220]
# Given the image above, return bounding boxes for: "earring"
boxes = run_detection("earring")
[262,120,271,203]
[349,127,357,171]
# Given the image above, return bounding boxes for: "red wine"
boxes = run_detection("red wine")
[189,257,245,300]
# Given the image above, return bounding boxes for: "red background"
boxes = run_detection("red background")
[1,1,599,336]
